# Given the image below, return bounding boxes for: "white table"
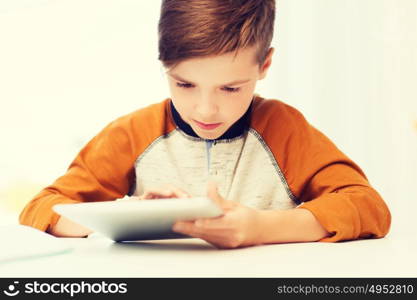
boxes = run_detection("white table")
[1,231,416,278]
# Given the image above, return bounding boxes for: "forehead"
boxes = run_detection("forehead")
[168,46,259,84]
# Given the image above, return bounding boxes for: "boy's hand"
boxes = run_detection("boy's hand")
[136,184,191,200]
[172,182,262,249]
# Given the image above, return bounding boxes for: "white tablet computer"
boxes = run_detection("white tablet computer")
[53,197,223,242]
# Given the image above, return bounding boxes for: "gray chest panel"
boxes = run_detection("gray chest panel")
[134,129,296,210]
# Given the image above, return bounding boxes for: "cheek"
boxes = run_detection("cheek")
[168,83,190,104]
[170,93,194,118]
[222,91,254,119]
[225,102,249,121]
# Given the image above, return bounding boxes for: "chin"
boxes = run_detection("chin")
[196,132,221,140]
[194,128,224,140]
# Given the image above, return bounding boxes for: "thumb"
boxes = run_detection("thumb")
[207,181,235,211]
[207,181,221,201]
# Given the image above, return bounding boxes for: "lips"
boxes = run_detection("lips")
[193,120,222,130]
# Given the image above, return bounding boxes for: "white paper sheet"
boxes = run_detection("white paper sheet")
[0,225,73,265]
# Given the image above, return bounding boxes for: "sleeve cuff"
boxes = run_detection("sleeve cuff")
[19,194,81,232]
[298,193,361,242]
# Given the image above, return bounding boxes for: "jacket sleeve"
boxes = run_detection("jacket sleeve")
[19,115,139,232]
[287,107,391,242]
[259,100,391,242]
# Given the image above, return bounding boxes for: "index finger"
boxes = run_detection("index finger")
[165,184,192,198]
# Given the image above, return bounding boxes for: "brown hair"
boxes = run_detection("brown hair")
[158,0,275,68]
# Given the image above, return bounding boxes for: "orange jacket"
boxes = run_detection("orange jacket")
[20,95,391,242]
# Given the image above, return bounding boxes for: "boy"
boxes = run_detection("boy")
[20,0,391,249]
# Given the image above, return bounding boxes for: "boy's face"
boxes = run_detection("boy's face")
[166,46,273,140]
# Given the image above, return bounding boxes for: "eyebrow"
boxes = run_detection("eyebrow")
[168,73,251,86]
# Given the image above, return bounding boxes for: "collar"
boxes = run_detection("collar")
[170,100,252,141]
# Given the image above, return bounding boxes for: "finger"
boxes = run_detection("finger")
[193,215,230,230]
[165,184,191,198]
[195,234,235,249]
[172,221,219,242]
[172,221,198,235]
[140,189,174,199]
[173,218,229,236]
[173,223,235,249]
[172,221,239,249]
[139,184,191,200]
[207,181,236,211]
[207,181,221,202]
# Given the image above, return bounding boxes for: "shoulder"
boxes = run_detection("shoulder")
[111,99,172,128]
[88,99,176,156]
[103,98,175,138]
[250,95,309,134]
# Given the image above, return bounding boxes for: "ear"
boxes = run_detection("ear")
[258,47,275,80]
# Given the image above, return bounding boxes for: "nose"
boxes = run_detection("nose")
[194,92,219,119]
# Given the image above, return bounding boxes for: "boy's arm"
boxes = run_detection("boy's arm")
[248,99,391,243]
[295,165,389,242]
[272,105,391,242]
[47,216,93,237]
[19,116,139,236]
[255,208,330,244]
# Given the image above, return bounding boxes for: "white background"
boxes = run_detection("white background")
[0,0,416,239]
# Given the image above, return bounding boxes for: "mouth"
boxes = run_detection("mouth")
[193,120,223,130]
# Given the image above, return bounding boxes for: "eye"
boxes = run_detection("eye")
[176,82,194,89]
[222,86,240,93]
